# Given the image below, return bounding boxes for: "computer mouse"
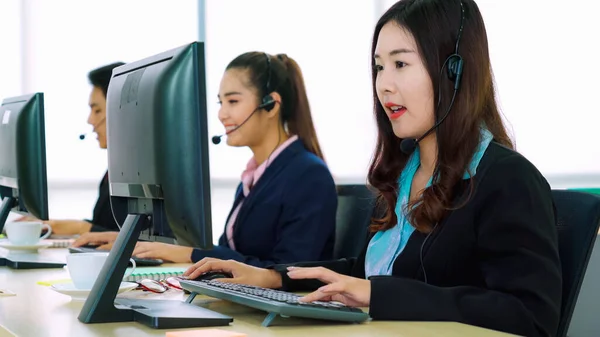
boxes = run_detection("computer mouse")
[195,271,233,281]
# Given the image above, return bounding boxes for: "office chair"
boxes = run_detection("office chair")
[333,184,376,259]
[553,190,600,337]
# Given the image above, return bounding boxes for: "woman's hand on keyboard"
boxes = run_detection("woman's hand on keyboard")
[183,258,283,289]
[286,267,370,307]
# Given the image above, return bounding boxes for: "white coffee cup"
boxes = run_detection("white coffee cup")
[67,252,137,290]
[5,221,52,245]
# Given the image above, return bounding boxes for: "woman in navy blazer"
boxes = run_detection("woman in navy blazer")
[73,52,337,267]
[203,137,336,267]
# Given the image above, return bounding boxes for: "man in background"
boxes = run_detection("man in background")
[18,62,125,235]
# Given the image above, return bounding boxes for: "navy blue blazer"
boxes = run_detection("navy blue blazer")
[190,139,337,267]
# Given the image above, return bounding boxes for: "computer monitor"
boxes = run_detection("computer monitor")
[78,42,230,328]
[0,93,62,269]
[105,41,214,247]
[0,93,49,233]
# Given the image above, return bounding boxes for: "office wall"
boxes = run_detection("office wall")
[1,0,599,235]
[476,0,599,177]
[0,1,22,101]
[4,0,598,187]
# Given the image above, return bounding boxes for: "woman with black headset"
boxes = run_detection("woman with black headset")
[182,1,562,336]
[73,52,338,267]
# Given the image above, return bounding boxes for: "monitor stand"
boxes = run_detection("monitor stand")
[0,196,13,267]
[0,196,16,235]
[2,254,65,269]
[77,213,233,329]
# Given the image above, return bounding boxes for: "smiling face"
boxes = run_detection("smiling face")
[217,68,270,147]
[374,22,435,140]
[86,86,107,149]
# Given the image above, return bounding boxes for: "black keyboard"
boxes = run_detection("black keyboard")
[179,279,370,326]
[68,246,163,266]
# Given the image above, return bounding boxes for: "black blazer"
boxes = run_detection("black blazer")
[86,171,120,232]
[274,142,562,337]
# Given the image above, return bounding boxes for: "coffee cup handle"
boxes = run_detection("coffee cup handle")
[39,223,52,240]
[123,258,137,279]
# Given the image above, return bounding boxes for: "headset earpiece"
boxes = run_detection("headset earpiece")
[258,53,276,112]
[446,54,464,90]
[259,94,276,112]
[445,1,465,91]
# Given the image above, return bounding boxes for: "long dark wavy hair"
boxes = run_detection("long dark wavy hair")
[368,0,513,233]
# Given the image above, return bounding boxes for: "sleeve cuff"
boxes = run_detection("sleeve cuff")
[270,264,294,290]
[89,223,108,232]
[368,276,413,320]
[190,245,245,263]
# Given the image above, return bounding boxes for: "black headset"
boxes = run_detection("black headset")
[257,53,277,112]
[211,52,280,145]
[399,0,465,154]
[445,1,465,89]
[419,0,466,284]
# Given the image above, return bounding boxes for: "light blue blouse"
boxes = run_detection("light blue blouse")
[364,128,494,278]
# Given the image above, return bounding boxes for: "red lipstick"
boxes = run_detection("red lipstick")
[384,102,407,120]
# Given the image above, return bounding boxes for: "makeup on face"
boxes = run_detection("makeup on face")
[385,101,407,120]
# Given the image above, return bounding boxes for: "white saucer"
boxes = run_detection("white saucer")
[50,282,138,301]
[0,240,52,252]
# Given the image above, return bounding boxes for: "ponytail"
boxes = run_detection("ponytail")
[226,51,325,162]
[275,54,325,162]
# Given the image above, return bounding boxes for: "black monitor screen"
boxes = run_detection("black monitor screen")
[0,93,49,232]
[106,42,212,249]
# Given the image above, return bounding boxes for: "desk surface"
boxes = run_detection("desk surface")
[0,249,517,337]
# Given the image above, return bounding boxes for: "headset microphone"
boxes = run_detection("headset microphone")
[211,97,276,144]
[78,116,106,141]
[400,138,417,155]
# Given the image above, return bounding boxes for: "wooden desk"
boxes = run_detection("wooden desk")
[0,249,516,337]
